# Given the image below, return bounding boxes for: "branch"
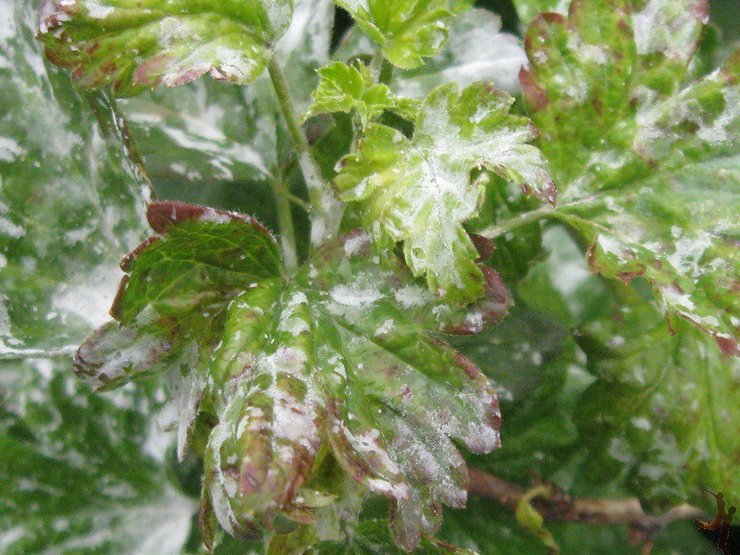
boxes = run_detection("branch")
[270,171,298,273]
[85,91,155,197]
[267,57,342,247]
[0,345,77,361]
[467,467,704,545]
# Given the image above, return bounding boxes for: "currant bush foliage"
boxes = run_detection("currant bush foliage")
[0,0,737,554]
[520,0,740,354]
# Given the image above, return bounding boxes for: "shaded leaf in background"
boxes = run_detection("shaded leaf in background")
[335,82,554,303]
[309,519,477,554]
[38,0,294,96]
[574,302,740,508]
[0,2,148,356]
[464,226,738,510]
[520,0,740,353]
[0,359,195,554]
[467,175,546,284]
[450,302,580,485]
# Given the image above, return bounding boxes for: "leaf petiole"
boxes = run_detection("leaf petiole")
[267,56,342,247]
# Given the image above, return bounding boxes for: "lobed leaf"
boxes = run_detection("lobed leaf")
[37,0,294,96]
[306,61,419,126]
[202,231,505,550]
[75,201,505,550]
[333,0,471,69]
[521,0,740,353]
[335,82,554,303]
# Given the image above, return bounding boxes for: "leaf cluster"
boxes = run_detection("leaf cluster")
[0,0,737,554]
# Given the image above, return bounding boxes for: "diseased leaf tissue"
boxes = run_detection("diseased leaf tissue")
[0,0,736,553]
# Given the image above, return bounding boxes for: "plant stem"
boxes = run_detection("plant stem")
[0,345,77,361]
[270,172,298,273]
[478,204,556,239]
[467,467,704,546]
[86,91,155,198]
[369,50,393,85]
[267,57,342,247]
[288,192,311,212]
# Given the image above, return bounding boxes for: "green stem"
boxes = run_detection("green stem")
[271,172,298,274]
[369,50,393,85]
[87,91,155,197]
[0,345,77,361]
[267,57,341,247]
[288,192,311,212]
[479,204,556,239]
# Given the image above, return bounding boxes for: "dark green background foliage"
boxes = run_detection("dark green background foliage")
[1,0,738,554]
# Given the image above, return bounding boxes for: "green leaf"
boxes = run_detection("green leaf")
[77,203,506,551]
[202,231,505,550]
[306,61,419,126]
[308,519,478,554]
[573,302,740,508]
[335,82,554,303]
[112,201,282,326]
[38,0,294,96]
[0,359,195,554]
[0,2,148,356]
[74,201,282,457]
[333,0,471,69]
[392,9,528,98]
[521,0,740,353]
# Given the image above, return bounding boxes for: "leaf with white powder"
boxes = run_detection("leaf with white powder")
[38,0,294,96]
[333,0,472,69]
[520,0,740,353]
[203,231,504,551]
[335,82,554,303]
